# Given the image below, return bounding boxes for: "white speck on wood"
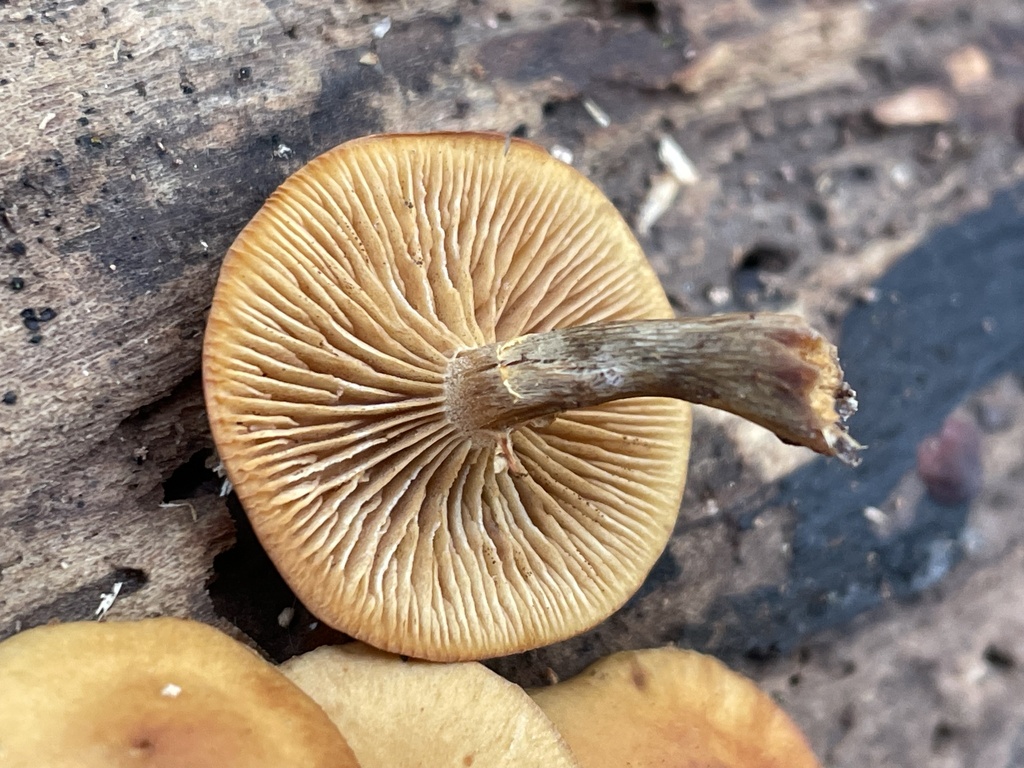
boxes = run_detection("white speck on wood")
[277,606,295,628]
[549,145,573,164]
[372,17,392,39]
[863,506,889,527]
[95,581,123,620]
[38,113,56,131]
[872,86,956,126]
[582,97,611,128]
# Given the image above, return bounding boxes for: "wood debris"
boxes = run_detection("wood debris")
[872,87,956,127]
[636,134,699,235]
[658,134,699,185]
[944,45,991,92]
[582,97,611,128]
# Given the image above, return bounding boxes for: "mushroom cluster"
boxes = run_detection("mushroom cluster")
[203,131,859,662]
[0,619,820,766]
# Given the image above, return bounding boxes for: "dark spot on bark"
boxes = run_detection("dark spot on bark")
[8,277,23,290]
[38,307,56,322]
[743,642,780,663]
[23,317,39,331]
[134,81,146,97]
[838,704,856,733]
[179,73,195,94]
[733,243,797,307]
[1013,102,1024,146]
[6,240,26,256]
[590,0,660,32]
[2,391,16,405]
[209,495,350,662]
[629,660,649,690]
[28,333,42,344]
[74,134,105,151]
[236,66,252,82]
[739,243,797,273]
[932,721,956,753]
[983,644,1015,670]
[162,449,219,502]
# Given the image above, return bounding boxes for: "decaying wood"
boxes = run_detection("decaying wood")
[3,0,1024,761]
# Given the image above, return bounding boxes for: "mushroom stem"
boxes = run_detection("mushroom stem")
[445,314,862,465]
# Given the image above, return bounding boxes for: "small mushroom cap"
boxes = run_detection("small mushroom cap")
[203,132,691,660]
[281,643,578,768]
[529,647,821,768]
[0,618,360,768]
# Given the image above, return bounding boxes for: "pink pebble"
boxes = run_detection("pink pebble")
[916,414,983,505]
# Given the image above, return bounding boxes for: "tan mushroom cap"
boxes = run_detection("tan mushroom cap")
[0,618,360,768]
[203,131,691,660]
[281,642,578,768]
[529,647,821,768]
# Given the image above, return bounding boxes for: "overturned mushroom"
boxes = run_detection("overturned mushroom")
[0,618,360,767]
[203,132,859,660]
[282,643,578,767]
[529,647,820,768]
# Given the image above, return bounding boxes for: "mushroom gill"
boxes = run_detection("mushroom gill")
[203,133,691,660]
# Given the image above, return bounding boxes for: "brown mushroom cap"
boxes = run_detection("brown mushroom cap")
[203,132,691,660]
[529,647,821,768]
[281,643,579,767]
[0,618,360,768]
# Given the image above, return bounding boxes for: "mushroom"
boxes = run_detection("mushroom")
[281,642,578,767]
[203,131,859,660]
[528,647,821,768]
[0,618,360,767]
